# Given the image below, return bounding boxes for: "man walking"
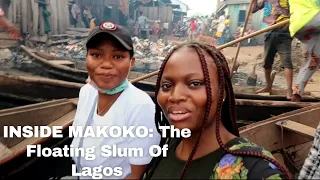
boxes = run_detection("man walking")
[252,0,293,99]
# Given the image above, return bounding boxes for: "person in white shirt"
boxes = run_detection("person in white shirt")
[70,21,161,179]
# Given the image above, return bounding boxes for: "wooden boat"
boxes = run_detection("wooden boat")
[0,97,318,179]
[20,45,88,83]
[144,91,316,125]
[0,99,77,179]
[240,103,320,177]
[0,69,315,122]
[0,70,83,109]
[233,85,320,102]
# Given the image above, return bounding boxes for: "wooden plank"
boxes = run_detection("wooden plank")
[31,0,39,36]
[0,142,12,158]
[67,28,92,32]
[311,92,320,97]
[39,6,45,35]
[240,105,320,152]
[258,92,270,96]
[47,39,70,46]
[29,35,48,43]
[49,60,75,66]
[21,0,28,33]
[235,99,313,108]
[286,141,313,170]
[0,99,68,115]
[276,120,316,139]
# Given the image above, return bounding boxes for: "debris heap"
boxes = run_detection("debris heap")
[33,35,174,73]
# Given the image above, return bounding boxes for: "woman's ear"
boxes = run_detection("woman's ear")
[130,57,136,69]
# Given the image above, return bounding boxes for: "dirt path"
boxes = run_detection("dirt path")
[222,46,320,92]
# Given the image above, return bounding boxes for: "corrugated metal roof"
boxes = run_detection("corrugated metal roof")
[226,0,250,4]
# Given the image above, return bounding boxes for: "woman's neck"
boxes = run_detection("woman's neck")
[97,92,121,116]
[176,121,236,161]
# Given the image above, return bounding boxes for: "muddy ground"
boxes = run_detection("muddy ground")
[222,46,320,93]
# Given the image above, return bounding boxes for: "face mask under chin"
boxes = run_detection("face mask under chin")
[89,78,129,95]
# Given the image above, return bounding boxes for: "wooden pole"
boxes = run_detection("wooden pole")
[130,19,290,83]
[230,0,255,77]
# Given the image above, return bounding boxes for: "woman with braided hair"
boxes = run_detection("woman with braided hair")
[142,41,291,180]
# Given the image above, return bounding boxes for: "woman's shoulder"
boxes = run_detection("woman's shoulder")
[77,84,97,105]
[126,83,155,106]
[211,137,286,179]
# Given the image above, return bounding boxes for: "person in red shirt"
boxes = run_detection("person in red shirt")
[0,8,20,40]
[189,18,197,40]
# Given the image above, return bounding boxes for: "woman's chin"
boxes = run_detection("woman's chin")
[95,82,117,90]
[169,121,196,133]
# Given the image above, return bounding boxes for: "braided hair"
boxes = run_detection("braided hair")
[143,41,291,180]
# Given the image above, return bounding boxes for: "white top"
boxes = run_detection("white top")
[138,15,149,28]
[71,82,161,179]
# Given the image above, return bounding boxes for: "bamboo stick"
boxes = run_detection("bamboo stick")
[130,19,290,83]
[31,0,39,36]
[230,0,255,77]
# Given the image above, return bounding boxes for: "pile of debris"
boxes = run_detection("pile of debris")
[32,32,175,73]
[131,37,175,73]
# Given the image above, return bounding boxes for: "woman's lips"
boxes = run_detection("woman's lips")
[168,112,192,122]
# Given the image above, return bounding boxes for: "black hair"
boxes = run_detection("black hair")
[86,33,134,58]
[142,41,291,180]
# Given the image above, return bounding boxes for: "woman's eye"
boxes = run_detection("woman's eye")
[113,55,124,59]
[161,83,172,90]
[90,53,101,58]
[190,81,203,87]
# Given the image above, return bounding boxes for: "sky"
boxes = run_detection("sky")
[179,0,217,17]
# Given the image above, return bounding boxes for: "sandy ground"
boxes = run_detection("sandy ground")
[222,46,320,92]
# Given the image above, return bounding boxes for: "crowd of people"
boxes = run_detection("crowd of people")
[1,0,320,179]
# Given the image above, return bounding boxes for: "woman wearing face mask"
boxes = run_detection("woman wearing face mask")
[70,22,161,179]
[142,41,291,179]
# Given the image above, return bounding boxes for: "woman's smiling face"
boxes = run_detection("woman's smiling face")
[86,35,135,90]
[157,47,221,131]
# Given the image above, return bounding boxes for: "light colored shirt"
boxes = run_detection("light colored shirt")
[71,83,161,179]
[137,15,149,28]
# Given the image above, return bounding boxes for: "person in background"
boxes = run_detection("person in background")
[70,22,161,179]
[137,11,152,38]
[83,6,93,28]
[126,14,135,36]
[70,0,85,28]
[89,17,98,29]
[224,15,231,43]
[289,0,320,102]
[142,41,291,180]
[215,11,226,45]
[0,7,20,40]
[189,18,197,40]
[252,0,293,100]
